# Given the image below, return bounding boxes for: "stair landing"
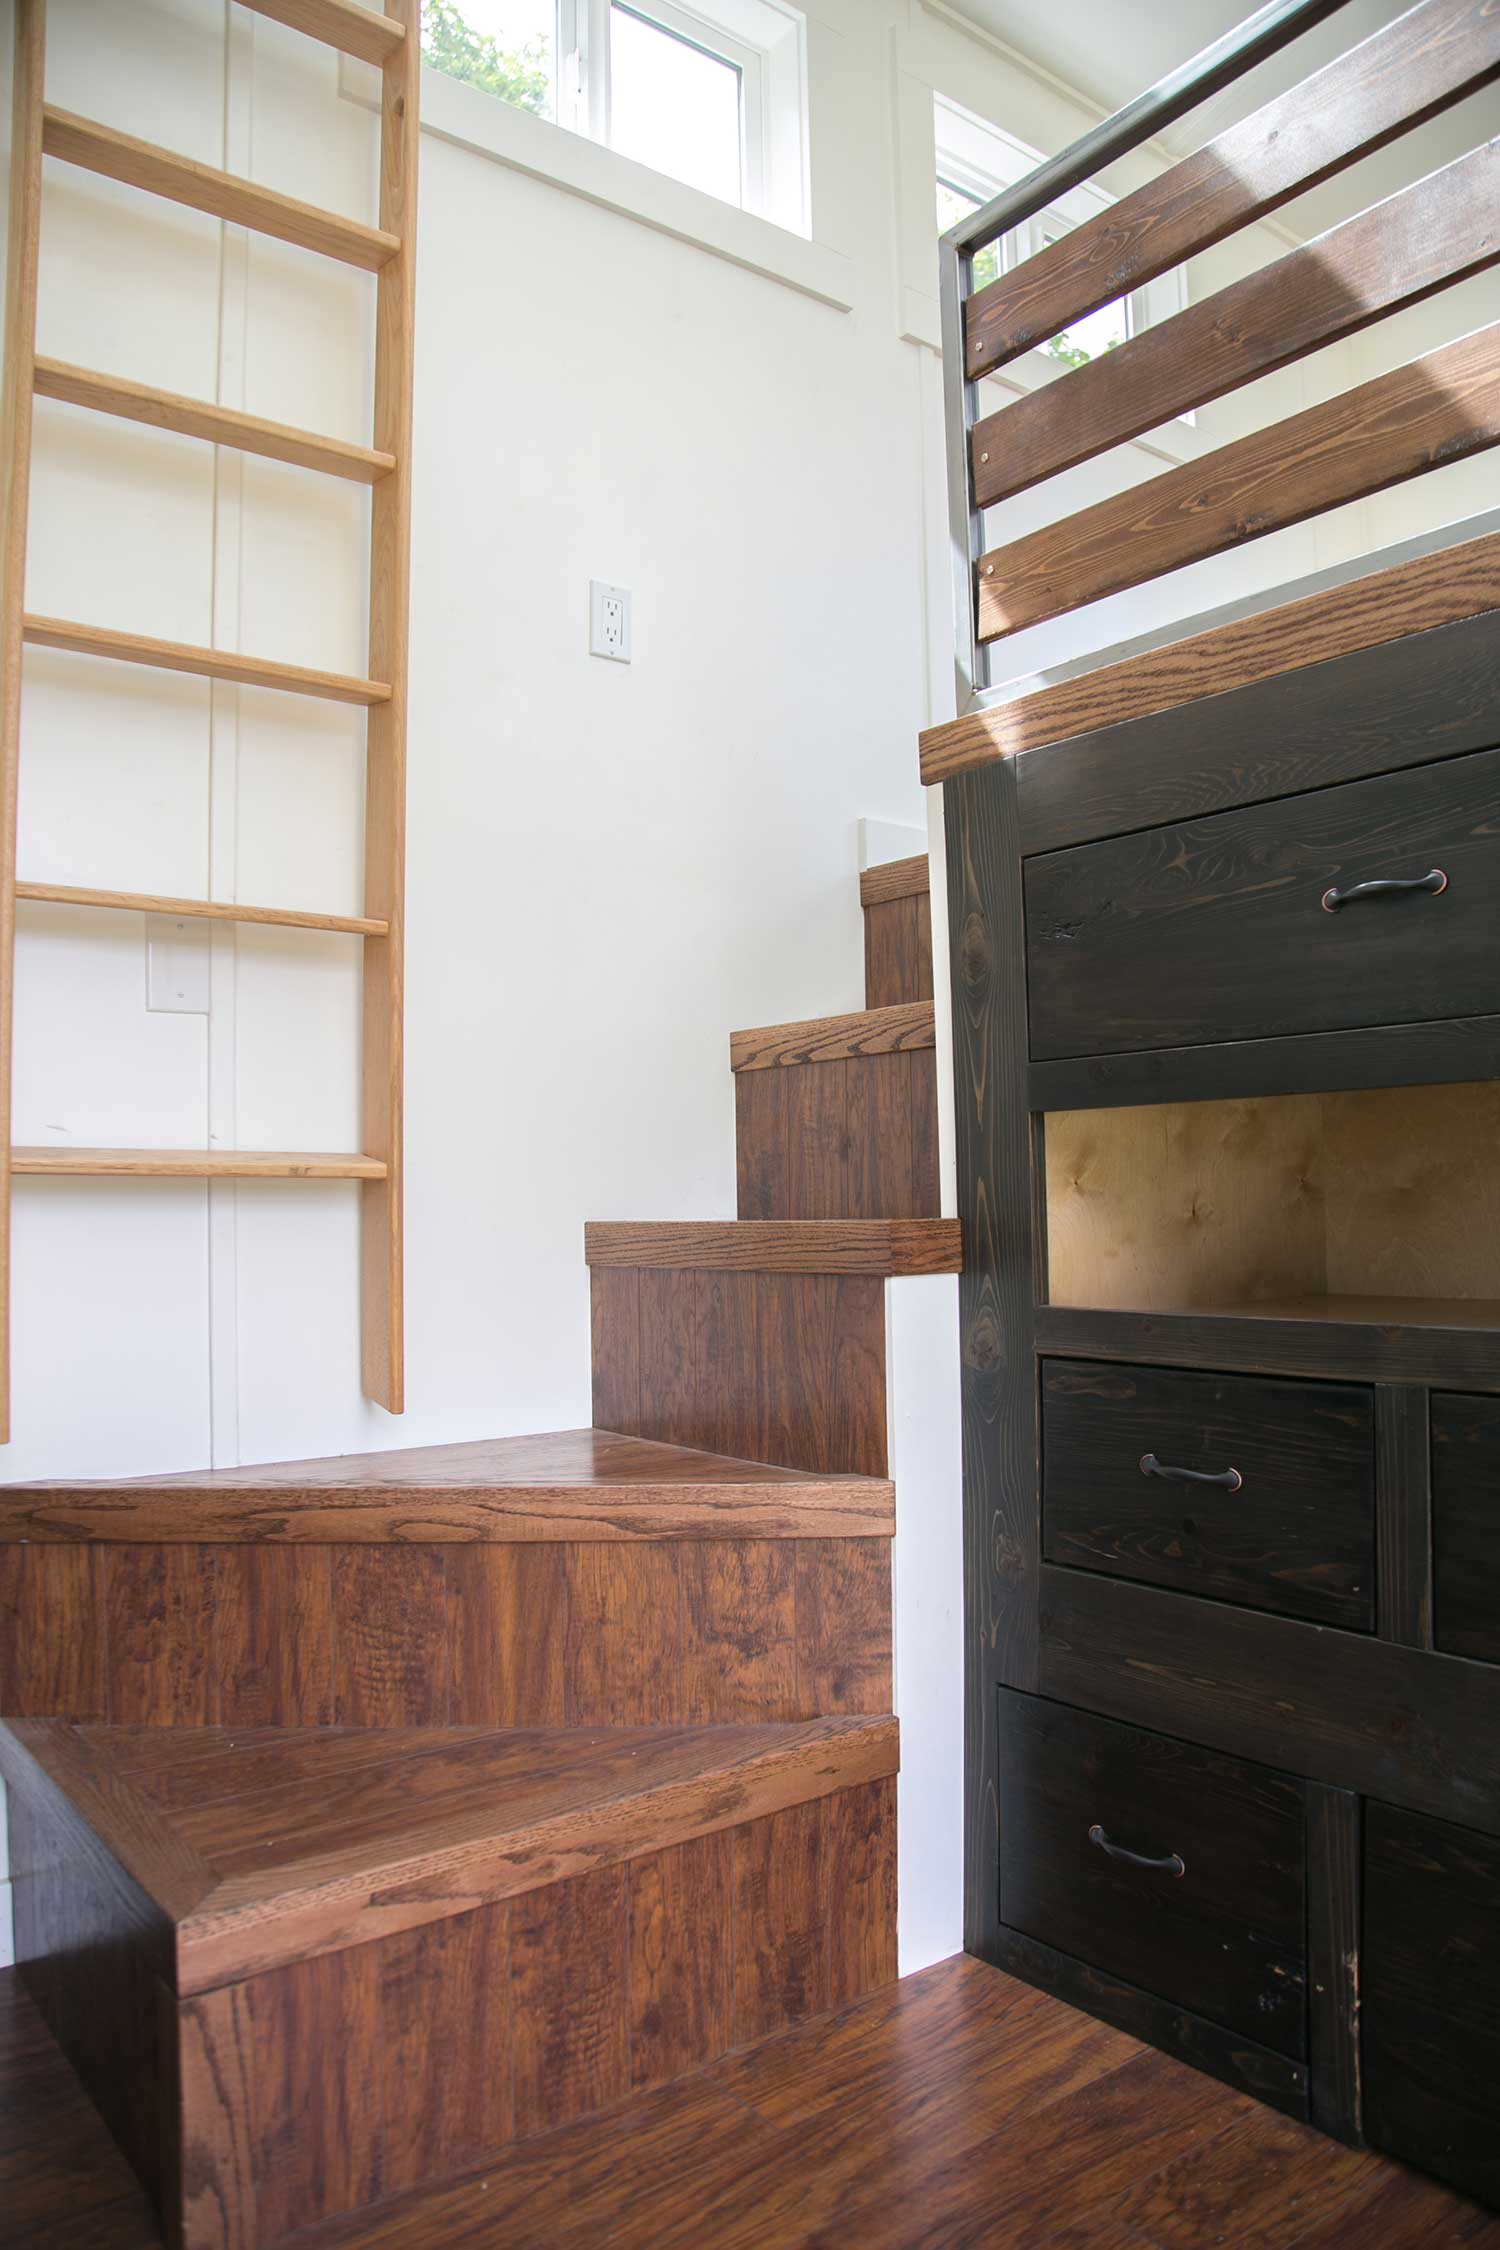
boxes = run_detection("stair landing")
[5,1956,1496,2250]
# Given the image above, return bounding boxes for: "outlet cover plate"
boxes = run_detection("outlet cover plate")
[146,914,211,1014]
[589,579,631,663]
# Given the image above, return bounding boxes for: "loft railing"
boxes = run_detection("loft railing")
[937,0,1500,718]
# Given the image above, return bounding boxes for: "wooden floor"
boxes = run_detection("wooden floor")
[5,1954,1498,2249]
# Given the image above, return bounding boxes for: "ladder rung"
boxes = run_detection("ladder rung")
[34,359,395,485]
[13,1147,388,1180]
[23,615,391,706]
[16,882,387,937]
[235,0,407,66]
[42,107,399,273]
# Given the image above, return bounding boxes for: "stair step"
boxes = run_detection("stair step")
[585,1219,961,1275]
[1,1717,899,2244]
[729,1001,935,1072]
[859,853,930,906]
[0,1429,893,1729]
[0,1426,893,1542]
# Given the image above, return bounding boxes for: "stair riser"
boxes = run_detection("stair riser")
[735,1049,939,1222]
[13,1777,897,2250]
[593,1268,890,1478]
[863,889,934,1010]
[0,1537,891,1725]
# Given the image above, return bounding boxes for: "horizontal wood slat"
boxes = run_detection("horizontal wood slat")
[34,358,394,483]
[920,526,1500,778]
[859,856,929,907]
[23,615,390,704]
[41,106,399,271]
[963,0,1500,380]
[971,136,1500,513]
[16,881,385,936]
[13,1148,387,1180]
[584,1220,962,1275]
[978,320,1500,640]
[235,0,407,65]
[730,1002,935,1072]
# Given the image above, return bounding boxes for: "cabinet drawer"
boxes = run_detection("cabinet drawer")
[998,1690,1306,2058]
[1365,1802,1500,2207]
[1433,1392,1500,1664]
[1025,747,1500,1060]
[1042,1359,1375,1630]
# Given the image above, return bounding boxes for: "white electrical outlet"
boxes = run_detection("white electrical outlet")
[589,579,632,663]
[146,914,211,1014]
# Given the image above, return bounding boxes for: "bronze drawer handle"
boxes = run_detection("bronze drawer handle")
[1321,868,1447,913]
[1140,1451,1242,1493]
[1088,1824,1185,1878]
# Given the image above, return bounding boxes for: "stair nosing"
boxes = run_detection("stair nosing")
[729,1000,935,1072]
[151,1714,894,1993]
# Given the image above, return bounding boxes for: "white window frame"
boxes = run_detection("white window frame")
[547,0,808,232]
[934,96,1185,362]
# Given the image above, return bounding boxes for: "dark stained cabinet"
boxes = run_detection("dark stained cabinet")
[1364,1802,1500,2207]
[1042,1359,1375,1628]
[1432,1393,1500,1664]
[1024,746,1500,1060]
[998,1691,1307,2059]
[946,628,1500,2207]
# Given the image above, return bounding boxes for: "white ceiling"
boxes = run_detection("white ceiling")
[948,0,1400,134]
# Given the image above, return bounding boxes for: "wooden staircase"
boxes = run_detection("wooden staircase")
[0,852,953,2248]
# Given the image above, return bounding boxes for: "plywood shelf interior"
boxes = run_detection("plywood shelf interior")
[1044,1081,1500,1320]
[0,0,419,1438]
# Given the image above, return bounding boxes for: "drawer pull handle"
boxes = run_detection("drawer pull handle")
[1321,868,1447,913]
[1088,1824,1185,1879]
[1140,1451,1242,1493]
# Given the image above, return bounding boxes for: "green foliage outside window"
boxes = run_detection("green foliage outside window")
[423,0,552,117]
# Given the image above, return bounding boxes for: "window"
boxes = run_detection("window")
[422,0,809,232]
[934,97,1183,373]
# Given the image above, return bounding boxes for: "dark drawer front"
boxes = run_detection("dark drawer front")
[1365,1802,1500,2207]
[1025,746,1500,1060]
[1433,1392,1500,1664]
[1042,1359,1375,1630]
[998,1690,1306,2058]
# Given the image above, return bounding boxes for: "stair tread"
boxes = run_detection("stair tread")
[0,1426,893,1542]
[730,1000,935,1072]
[585,1219,962,1275]
[0,1714,898,1996]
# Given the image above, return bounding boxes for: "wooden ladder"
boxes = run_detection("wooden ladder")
[0,0,419,1440]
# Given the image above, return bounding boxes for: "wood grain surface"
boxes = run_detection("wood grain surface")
[920,527,1500,778]
[978,314,1500,640]
[971,143,1500,517]
[730,1002,935,1071]
[0,1534,893,1726]
[0,1714,897,1994]
[41,104,399,269]
[962,0,1500,379]
[0,1427,894,1544]
[34,357,395,483]
[584,1220,961,1275]
[858,855,929,906]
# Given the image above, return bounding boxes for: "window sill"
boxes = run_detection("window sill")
[339,58,855,314]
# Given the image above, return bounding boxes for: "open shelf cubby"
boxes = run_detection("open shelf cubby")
[1043,1081,1500,1327]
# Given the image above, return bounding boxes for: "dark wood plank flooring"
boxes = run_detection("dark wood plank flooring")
[5,1954,1498,2248]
